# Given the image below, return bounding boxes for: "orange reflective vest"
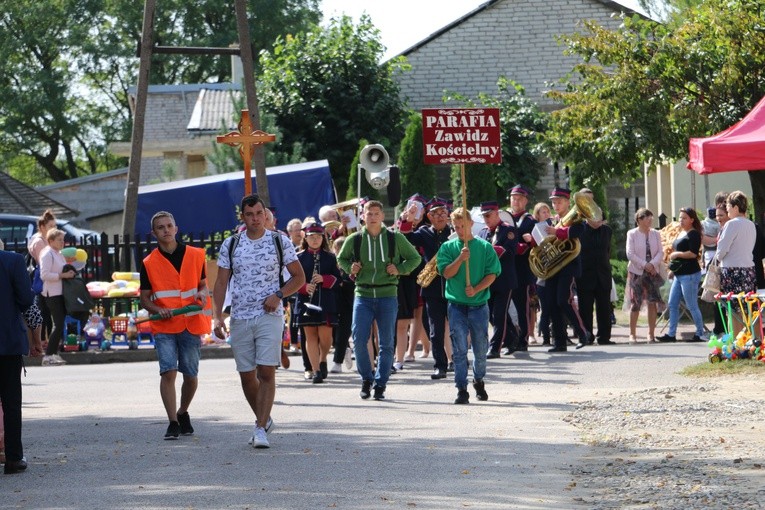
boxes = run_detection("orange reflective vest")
[142,246,212,335]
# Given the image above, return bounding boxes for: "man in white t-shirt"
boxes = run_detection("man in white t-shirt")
[212,194,305,449]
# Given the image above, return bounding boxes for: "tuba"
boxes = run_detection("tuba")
[529,192,603,280]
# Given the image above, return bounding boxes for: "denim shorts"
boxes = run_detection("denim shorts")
[154,330,202,376]
[229,314,284,372]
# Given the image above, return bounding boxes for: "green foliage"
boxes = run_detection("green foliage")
[1,0,320,184]
[450,163,498,209]
[610,257,628,304]
[346,139,380,201]
[259,15,409,196]
[545,0,765,220]
[207,92,306,174]
[397,112,435,205]
[0,0,112,181]
[445,78,547,201]
[568,171,610,222]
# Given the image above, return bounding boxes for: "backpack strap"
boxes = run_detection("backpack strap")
[353,232,362,262]
[226,232,242,286]
[352,230,395,264]
[387,229,396,263]
[271,231,285,287]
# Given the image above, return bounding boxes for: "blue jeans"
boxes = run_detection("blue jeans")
[352,296,398,388]
[154,330,202,376]
[667,271,705,337]
[447,303,490,390]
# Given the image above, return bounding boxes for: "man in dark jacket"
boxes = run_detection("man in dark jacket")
[400,197,454,380]
[575,189,614,345]
[1,248,42,474]
[478,201,518,357]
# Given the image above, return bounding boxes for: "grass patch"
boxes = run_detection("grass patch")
[681,359,765,377]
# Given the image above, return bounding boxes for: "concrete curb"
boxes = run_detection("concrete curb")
[26,345,236,365]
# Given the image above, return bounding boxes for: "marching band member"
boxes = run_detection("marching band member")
[400,197,454,380]
[294,223,341,384]
[505,184,538,351]
[477,201,519,358]
[542,188,593,352]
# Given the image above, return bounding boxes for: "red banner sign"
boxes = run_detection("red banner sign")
[421,108,502,165]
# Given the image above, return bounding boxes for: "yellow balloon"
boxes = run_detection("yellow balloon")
[75,248,88,262]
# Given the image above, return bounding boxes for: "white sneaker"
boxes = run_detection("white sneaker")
[393,361,404,371]
[329,362,343,374]
[42,355,65,366]
[250,426,270,448]
[344,348,354,370]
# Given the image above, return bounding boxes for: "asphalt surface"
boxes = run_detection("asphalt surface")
[2,324,710,510]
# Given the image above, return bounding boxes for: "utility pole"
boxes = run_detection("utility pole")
[122,0,269,247]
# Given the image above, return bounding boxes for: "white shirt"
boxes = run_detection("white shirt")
[716,216,756,268]
[218,231,297,319]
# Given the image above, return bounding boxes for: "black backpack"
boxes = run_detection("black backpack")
[226,231,285,287]
[62,277,95,314]
[353,228,396,263]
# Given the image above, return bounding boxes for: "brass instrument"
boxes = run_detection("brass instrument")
[322,198,361,235]
[529,192,603,280]
[303,251,323,314]
[416,256,439,288]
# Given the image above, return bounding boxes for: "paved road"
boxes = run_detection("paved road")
[2,326,710,510]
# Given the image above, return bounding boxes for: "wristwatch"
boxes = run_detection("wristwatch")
[275,290,284,299]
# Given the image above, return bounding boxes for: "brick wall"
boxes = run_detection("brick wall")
[397,0,628,110]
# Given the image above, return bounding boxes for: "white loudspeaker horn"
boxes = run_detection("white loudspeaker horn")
[359,144,391,190]
[360,144,389,173]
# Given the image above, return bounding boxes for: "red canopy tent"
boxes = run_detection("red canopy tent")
[688,95,765,174]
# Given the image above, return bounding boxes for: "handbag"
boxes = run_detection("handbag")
[701,258,721,302]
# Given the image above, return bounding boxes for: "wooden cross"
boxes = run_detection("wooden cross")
[216,109,276,195]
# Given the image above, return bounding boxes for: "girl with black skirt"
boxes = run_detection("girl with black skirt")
[295,223,341,383]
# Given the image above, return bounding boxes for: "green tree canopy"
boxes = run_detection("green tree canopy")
[397,112,435,206]
[544,0,765,220]
[446,78,547,202]
[0,0,321,184]
[0,0,113,182]
[259,15,409,197]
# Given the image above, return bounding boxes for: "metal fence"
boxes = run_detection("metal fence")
[7,231,229,282]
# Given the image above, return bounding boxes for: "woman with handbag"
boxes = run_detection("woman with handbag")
[716,191,757,314]
[657,208,707,343]
[625,208,665,343]
[39,229,77,365]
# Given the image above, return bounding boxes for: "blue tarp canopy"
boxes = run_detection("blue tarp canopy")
[137,160,336,235]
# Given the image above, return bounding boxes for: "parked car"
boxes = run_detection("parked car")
[0,213,101,252]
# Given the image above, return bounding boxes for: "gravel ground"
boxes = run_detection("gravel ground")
[566,377,765,509]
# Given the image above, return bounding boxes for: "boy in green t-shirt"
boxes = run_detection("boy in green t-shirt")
[437,208,501,404]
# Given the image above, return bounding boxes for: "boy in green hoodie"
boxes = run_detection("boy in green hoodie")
[337,200,421,401]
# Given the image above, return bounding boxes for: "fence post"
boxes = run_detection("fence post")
[659,213,667,229]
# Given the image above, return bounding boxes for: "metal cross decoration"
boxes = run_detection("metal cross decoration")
[216,109,276,195]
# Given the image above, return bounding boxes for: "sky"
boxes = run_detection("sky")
[320,0,644,61]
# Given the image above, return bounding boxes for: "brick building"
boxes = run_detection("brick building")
[393,0,645,229]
